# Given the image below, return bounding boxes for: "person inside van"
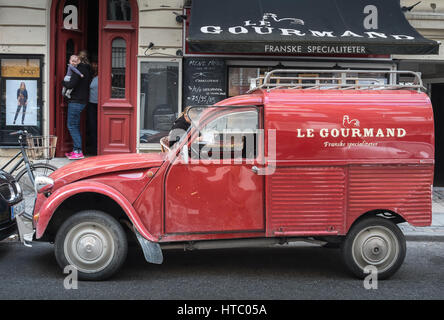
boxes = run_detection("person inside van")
[168,106,192,148]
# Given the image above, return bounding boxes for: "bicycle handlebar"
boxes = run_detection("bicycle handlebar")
[9,130,28,136]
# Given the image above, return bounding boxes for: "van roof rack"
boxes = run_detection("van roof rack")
[248,69,425,93]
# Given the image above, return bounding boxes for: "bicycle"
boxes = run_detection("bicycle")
[1,130,58,218]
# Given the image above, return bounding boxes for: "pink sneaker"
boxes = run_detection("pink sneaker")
[68,152,84,160]
[65,151,74,157]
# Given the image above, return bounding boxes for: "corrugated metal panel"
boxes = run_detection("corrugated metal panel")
[348,165,433,227]
[267,167,346,235]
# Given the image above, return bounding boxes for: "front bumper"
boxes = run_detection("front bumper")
[0,220,17,241]
[10,200,34,247]
[15,212,34,247]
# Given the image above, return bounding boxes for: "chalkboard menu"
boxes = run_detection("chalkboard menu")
[183,58,227,107]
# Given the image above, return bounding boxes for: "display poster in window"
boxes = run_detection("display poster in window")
[183,58,227,107]
[5,80,38,126]
[0,55,43,146]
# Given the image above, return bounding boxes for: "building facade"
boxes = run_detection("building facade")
[1,0,444,180]
[0,0,184,155]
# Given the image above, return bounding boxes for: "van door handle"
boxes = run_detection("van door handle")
[251,165,276,176]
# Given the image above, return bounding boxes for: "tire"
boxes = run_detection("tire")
[54,210,128,281]
[341,217,406,280]
[16,163,57,216]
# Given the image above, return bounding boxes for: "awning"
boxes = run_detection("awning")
[187,0,439,55]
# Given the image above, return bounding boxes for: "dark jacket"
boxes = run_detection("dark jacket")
[168,115,190,147]
[63,63,91,104]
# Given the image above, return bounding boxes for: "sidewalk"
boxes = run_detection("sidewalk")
[399,188,444,242]
[2,156,444,241]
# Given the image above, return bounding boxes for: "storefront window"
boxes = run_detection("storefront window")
[228,67,275,97]
[111,37,126,98]
[107,0,131,21]
[140,61,179,144]
[229,67,389,93]
[353,72,388,86]
[0,55,43,146]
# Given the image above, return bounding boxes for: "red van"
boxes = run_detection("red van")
[18,70,434,280]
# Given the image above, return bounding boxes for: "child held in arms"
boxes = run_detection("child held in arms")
[62,55,84,98]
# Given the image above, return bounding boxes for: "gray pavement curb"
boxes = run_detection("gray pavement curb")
[399,223,444,242]
[404,233,444,242]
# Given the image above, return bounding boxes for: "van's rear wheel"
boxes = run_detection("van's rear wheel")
[341,217,406,280]
[55,210,128,281]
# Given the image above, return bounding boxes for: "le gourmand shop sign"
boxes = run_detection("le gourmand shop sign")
[187,0,439,55]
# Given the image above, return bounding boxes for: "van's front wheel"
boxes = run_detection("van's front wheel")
[54,210,128,281]
[341,217,406,280]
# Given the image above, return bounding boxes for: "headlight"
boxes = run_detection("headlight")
[0,170,23,205]
[34,176,54,194]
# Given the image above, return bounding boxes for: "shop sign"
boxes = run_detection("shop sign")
[295,115,407,149]
[199,13,415,41]
[187,0,440,55]
[63,5,78,30]
[263,45,366,54]
[183,58,227,106]
[1,59,40,78]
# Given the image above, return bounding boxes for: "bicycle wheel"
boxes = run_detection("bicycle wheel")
[16,163,57,216]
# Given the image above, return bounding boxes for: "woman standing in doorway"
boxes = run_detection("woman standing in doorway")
[13,82,28,125]
[63,50,91,160]
[86,61,98,155]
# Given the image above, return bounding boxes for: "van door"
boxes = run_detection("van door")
[265,166,346,236]
[164,107,264,234]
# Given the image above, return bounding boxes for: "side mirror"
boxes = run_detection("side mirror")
[181,144,189,164]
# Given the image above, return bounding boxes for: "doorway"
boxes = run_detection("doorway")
[50,0,138,157]
[431,83,444,186]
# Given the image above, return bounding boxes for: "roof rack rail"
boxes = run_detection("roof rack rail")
[248,69,425,93]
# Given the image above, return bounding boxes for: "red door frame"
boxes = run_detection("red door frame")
[98,0,138,154]
[50,0,138,156]
[50,0,87,156]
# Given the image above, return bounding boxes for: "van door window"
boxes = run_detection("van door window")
[189,107,259,160]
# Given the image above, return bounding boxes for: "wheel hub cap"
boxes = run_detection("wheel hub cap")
[352,225,400,273]
[77,235,103,261]
[362,237,389,264]
[64,222,115,274]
